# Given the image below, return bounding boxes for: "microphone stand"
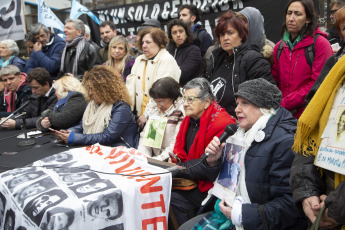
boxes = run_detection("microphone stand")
[18,113,36,147]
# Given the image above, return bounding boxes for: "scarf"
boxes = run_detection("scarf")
[0,56,15,69]
[174,101,234,192]
[60,35,85,76]
[3,73,27,112]
[283,30,302,50]
[82,100,113,134]
[53,91,74,112]
[292,54,345,188]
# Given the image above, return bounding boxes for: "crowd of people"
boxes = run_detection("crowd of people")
[0,0,344,229]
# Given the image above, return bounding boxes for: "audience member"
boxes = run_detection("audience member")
[271,0,333,118]
[0,65,31,118]
[84,24,101,51]
[306,6,345,104]
[24,32,36,58]
[36,76,86,131]
[54,66,139,147]
[291,15,345,229]
[126,34,139,57]
[99,21,118,62]
[137,77,184,161]
[327,0,345,46]
[207,10,274,117]
[126,27,181,127]
[25,23,65,79]
[182,79,307,230]
[0,40,26,72]
[1,67,57,130]
[106,36,135,81]
[179,4,213,56]
[59,19,101,80]
[167,19,202,86]
[170,78,236,226]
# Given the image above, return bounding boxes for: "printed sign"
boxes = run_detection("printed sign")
[0,0,26,41]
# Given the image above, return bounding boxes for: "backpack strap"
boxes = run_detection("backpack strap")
[305,33,320,69]
[276,40,284,62]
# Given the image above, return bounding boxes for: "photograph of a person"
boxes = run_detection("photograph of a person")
[0,192,6,228]
[142,117,168,149]
[85,190,123,221]
[40,151,73,163]
[335,108,345,144]
[99,224,124,230]
[59,172,100,186]
[1,167,36,179]
[217,143,242,192]
[4,209,15,230]
[39,207,75,230]
[23,189,68,225]
[14,177,58,207]
[69,179,116,198]
[49,163,90,174]
[5,171,46,192]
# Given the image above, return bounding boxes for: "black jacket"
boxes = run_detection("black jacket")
[0,84,32,118]
[207,46,274,117]
[167,41,202,86]
[192,24,213,57]
[59,41,102,79]
[15,88,58,129]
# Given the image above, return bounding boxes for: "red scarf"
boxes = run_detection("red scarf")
[4,73,27,112]
[173,101,236,192]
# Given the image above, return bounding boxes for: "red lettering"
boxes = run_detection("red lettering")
[137,176,162,193]
[104,148,126,160]
[86,145,103,156]
[114,159,135,173]
[141,194,166,213]
[142,216,167,230]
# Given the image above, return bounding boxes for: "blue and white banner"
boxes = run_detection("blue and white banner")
[70,0,101,25]
[0,0,26,41]
[37,0,65,32]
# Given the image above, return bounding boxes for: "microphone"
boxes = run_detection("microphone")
[0,100,30,125]
[204,123,238,158]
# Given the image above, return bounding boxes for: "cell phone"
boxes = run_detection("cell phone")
[48,128,56,132]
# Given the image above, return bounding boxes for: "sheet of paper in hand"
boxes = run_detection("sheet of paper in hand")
[212,137,244,206]
[142,115,168,149]
[315,84,345,175]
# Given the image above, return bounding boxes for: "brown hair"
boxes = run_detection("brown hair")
[335,6,345,39]
[136,27,169,51]
[82,66,132,105]
[214,11,248,42]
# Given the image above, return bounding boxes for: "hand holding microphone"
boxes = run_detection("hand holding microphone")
[205,124,238,167]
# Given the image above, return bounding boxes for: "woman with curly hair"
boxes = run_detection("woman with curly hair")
[126,27,181,129]
[166,19,202,86]
[106,36,135,81]
[54,66,139,147]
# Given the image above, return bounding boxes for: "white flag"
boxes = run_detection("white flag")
[70,0,101,25]
[37,0,65,31]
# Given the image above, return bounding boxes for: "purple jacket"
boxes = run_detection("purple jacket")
[271,28,332,118]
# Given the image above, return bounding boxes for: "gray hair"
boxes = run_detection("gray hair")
[84,24,91,40]
[183,78,215,102]
[29,23,49,35]
[0,40,19,56]
[65,18,85,35]
[0,65,21,78]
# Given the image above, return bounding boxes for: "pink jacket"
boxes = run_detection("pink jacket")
[271,28,332,118]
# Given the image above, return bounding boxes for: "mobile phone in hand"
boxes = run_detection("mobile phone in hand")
[48,128,56,132]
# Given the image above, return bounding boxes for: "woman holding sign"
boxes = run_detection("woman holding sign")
[182,79,307,230]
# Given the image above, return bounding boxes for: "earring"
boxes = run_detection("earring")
[306,22,309,27]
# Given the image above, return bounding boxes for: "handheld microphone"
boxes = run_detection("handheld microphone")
[204,123,238,158]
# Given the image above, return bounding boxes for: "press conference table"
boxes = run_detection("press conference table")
[0,128,72,173]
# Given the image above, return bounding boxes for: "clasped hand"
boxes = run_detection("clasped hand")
[205,136,225,167]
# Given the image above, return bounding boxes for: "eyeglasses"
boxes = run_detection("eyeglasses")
[330,9,339,15]
[183,96,202,104]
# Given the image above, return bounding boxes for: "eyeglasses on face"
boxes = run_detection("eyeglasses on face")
[183,96,202,104]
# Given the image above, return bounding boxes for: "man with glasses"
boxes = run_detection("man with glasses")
[25,23,65,79]
[327,0,345,47]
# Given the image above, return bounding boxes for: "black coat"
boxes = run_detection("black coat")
[207,46,274,117]
[168,42,202,87]
[15,88,58,129]
[59,41,102,79]
[0,84,32,118]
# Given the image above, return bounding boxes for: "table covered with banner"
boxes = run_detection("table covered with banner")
[0,144,171,230]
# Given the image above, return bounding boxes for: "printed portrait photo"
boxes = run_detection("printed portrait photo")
[69,179,116,198]
[40,207,75,230]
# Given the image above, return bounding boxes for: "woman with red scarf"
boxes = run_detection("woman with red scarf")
[170,77,236,226]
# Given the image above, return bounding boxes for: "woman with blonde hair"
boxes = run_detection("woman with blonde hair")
[106,35,135,81]
[54,66,139,147]
[36,75,87,131]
